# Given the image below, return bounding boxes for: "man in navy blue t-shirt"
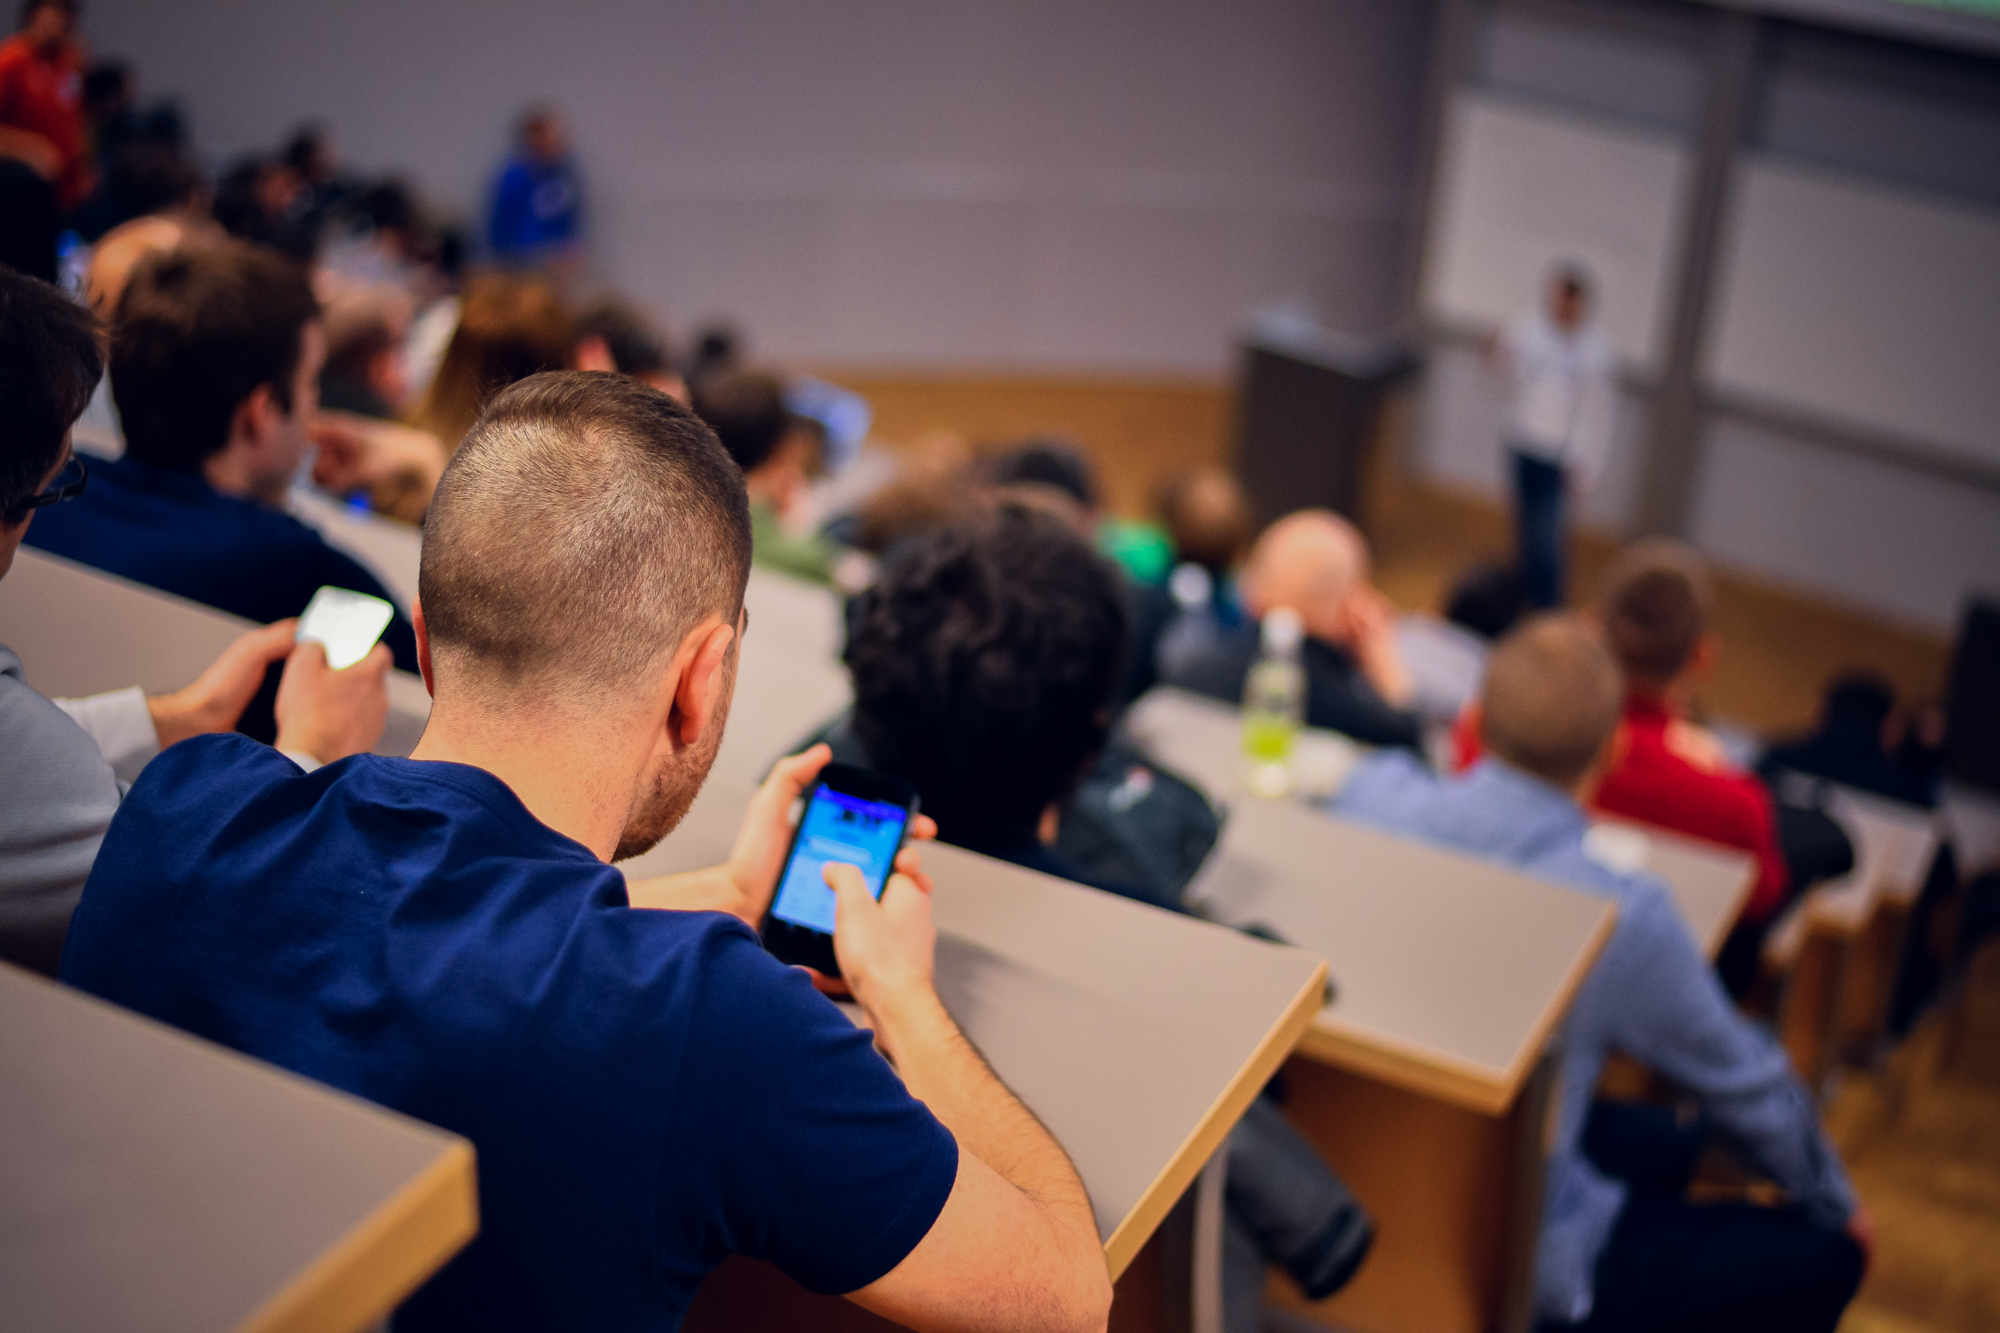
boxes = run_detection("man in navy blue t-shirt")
[62,372,1112,1333]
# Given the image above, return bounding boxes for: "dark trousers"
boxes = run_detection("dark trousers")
[1512,449,1568,610]
[1221,1094,1373,1332]
[1543,1102,1864,1333]
[0,159,59,283]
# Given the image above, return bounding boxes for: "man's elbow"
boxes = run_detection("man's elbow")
[1056,1253,1114,1333]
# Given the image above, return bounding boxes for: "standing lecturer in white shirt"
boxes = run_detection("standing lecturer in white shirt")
[1492,264,1615,609]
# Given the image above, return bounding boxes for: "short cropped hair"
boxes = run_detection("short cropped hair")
[690,369,792,474]
[1596,539,1713,687]
[1482,614,1624,788]
[418,372,751,701]
[846,506,1128,846]
[111,242,318,471]
[0,266,101,518]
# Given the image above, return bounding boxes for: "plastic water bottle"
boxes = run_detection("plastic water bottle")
[1242,607,1305,798]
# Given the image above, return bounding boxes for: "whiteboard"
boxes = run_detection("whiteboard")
[1709,159,2000,470]
[1422,93,1692,366]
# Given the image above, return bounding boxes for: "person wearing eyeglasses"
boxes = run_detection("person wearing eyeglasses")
[0,265,390,976]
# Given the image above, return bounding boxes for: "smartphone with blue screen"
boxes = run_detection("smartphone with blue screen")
[760,764,919,976]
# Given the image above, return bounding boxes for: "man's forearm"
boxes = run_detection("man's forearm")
[871,986,1098,1246]
[625,866,758,927]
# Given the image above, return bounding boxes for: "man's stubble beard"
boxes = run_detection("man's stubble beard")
[611,653,737,864]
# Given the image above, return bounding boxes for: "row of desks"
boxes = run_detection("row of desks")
[0,509,1752,1333]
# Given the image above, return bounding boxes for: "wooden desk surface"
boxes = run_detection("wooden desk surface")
[620,776,1328,1277]
[0,549,433,757]
[1189,794,1612,1115]
[0,962,475,1333]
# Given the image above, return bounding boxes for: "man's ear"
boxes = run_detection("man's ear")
[1688,631,1721,682]
[412,598,436,697]
[230,383,279,454]
[671,617,738,747]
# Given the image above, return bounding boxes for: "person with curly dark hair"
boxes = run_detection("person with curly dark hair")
[846,504,1127,864]
[843,503,1374,1332]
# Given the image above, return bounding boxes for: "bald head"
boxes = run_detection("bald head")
[418,372,751,711]
[1481,614,1624,789]
[1241,510,1369,643]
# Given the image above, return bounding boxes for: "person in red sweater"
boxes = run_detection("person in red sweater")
[1590,539,1796,993]
[0,0,89,209]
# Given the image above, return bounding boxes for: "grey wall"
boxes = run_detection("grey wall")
[87,0,1433,373]
[1411,0,2000,633]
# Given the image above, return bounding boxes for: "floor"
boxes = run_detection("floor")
[823,369,1993,1333]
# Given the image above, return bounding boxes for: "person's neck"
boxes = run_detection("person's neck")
[744,469,796,515]
[410,702,648,862]
[200,446,285,506]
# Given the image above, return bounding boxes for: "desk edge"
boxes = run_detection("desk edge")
[238,1137,478,1333]
[1292,899,1618,1118]
[1100,958,1329,1279]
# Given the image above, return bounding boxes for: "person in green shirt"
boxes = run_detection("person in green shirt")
[691,368,839,584]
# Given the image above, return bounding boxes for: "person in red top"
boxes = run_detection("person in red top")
[1589,539,1799,992]
[0,0,89,209]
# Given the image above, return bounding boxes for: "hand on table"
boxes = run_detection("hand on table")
[147,620,300,747]
[273,640,391,765]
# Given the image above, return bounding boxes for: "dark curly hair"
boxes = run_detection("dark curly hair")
[845,505,1129,848]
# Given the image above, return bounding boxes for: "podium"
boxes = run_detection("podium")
[1234,334,1418,531]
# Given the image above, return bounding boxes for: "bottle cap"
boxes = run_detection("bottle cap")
[1169,562,1213,610]
[1261,606,1304,654]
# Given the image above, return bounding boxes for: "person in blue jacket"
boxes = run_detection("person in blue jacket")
[486,105,582,270]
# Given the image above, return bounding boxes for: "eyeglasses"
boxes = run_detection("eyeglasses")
[7,455,89,522]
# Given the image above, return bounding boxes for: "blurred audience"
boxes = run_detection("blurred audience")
[1167,509,1421,749]
[0,265,388,976]
[410,270,574,458]
[213,153,317,263]
[24,241,420,740]
[1336,614,1867,1333]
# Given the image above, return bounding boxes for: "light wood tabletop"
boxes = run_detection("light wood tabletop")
[620,775,1328,1276]
[0,961,476,1333]
[0,549,434,756]
[1188,792,1613,1115]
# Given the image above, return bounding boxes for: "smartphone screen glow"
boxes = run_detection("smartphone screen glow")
[769,789,908,935]
[295,586,395,670]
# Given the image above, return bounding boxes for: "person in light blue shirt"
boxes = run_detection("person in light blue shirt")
[1333,613,1868,1333]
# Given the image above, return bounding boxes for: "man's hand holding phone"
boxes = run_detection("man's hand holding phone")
[817,861,941,1052]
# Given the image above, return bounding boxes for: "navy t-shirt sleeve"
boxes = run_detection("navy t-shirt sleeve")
[665,930,959,1295]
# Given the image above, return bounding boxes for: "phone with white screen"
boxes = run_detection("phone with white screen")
[761,763,919,976]
[295,586,395,669]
